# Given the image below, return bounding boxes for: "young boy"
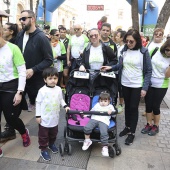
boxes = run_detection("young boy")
[36,67,69,161]
[82,92,115,157]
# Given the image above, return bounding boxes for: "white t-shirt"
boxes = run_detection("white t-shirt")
[36,85,66,127]
[69,35,88,58]
[91,103,115,126]
[148,42,163,53]
[22,32,29,53]
[0,42,25,83]
[121,49,143,88]
[89,44,104,70]
[151,50,170,88]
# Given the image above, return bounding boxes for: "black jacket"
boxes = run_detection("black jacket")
[15,28,53,73]
[81,42,117,69]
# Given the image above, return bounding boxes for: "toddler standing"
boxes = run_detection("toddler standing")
[36,67,69,161]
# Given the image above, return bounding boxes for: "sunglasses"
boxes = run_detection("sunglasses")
[19,17,32,22]
[165,49,170,52]
[74,28,80,31]
[125,40,134,44]
[154,33,163,37]
[54,34,60,36]
[89,34,98,38]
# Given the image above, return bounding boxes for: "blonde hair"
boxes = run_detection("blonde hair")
[154,28,164,36]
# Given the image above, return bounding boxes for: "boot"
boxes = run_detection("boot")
[0,128,16,143]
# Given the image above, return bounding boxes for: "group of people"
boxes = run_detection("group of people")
[0,10,170,161]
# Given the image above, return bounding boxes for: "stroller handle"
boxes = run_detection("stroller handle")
[67,110,117,116]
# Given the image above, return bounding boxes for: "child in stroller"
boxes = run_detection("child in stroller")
[82,92,115,157]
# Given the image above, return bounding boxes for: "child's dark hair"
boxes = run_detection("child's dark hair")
[99,92,110,101]
[42,67,59,79]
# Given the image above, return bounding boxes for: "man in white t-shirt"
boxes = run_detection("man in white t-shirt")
[67,24,89,71]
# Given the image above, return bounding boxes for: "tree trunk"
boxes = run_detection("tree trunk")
[35,0,40,20]
[131,0,139,31]
[30,0,33,11]
[155,0,170,29]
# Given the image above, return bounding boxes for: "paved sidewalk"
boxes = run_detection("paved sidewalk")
[0,88,170,170]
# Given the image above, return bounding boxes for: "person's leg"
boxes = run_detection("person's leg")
[148,88,167,136]
[63,68,69,87]
[1,92,30,146]
[119,86,131,137]
[98,122,109,157]
[48,126,58,153]
[124,87,141,145]
[82,119,98,150]
[39,124,51,161]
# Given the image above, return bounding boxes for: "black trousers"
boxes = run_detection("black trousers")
[0,92,26,135]
[122,86,142,133]
[145,87,167,115]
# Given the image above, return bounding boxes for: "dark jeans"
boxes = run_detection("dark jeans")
[38,124,58,151]
[122,86,142,133]
[0,92,26,135]
[145,87,167,115]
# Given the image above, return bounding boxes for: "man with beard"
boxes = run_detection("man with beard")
[15,10,53,112]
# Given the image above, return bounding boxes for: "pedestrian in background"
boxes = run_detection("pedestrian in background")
[141,39,170,136]
[97,16,107,30]
[15,10,53,112]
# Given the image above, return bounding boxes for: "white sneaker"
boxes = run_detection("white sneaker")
[101,146,109,157]
[82,139,92,150]
[28,104,35,112]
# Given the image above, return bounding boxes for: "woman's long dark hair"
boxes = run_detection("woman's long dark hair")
[123,29,142,50]
[6,23,19,43]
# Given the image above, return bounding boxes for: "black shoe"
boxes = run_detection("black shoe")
[141,123,152,134]
[0,129,16,142]
[119,127,130,137]
[148,125,159,136]
[125,134,135,145]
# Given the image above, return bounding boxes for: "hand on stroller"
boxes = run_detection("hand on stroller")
[100,66,112,71]
[108,109,112,115]
[65,107,70,113]
[79,65,86,72]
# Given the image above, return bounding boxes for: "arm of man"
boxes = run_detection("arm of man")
[32,36,53,73]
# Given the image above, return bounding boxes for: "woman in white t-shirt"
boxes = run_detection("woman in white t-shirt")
[101,29,152,145]
[141,39,170,136]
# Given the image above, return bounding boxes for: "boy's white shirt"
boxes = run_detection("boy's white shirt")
[36,85,66,127]
[91,103,115,126]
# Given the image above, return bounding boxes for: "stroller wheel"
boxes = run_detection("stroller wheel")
[115,144,122,156]
[108,145,115,158]
[67,144,72,155]
[59,143,64,156]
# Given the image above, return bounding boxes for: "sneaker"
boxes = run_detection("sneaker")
[117,104,124,114]
[49,144,58,154]
[28,104,35,112]
[21,128,31,147]
[125,134,135,145]
[119,127,130,137]
[148,125,159,136]
[82,139,92,150]
[40,150,51,161]
[0,148,3,158]
[101,146,109,157]
[0,129,16,142]
[141,123,152,134]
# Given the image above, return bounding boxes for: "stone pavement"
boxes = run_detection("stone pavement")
[0,88,170,170]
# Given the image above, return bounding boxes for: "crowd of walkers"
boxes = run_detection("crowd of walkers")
[0,10,170,160]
